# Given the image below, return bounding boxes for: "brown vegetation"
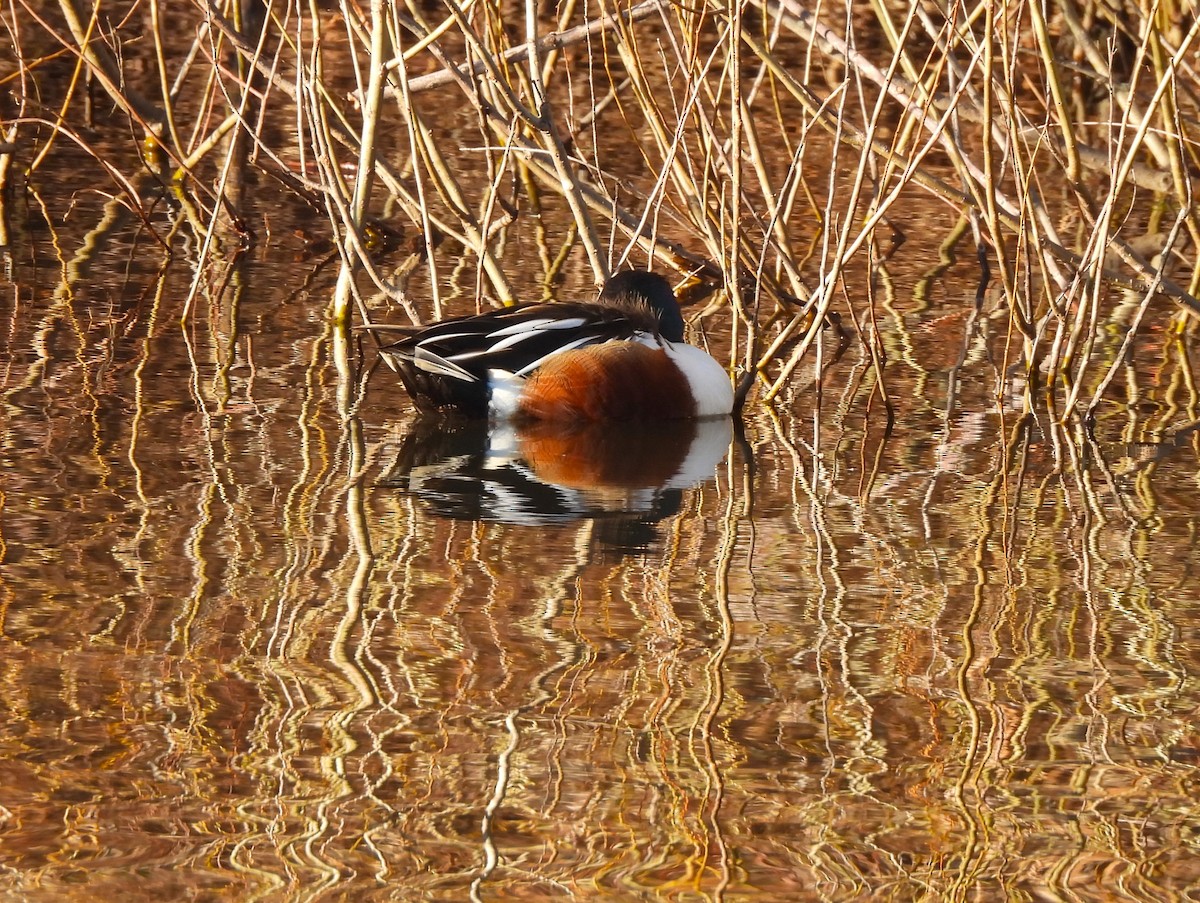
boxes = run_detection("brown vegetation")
[2,0,1199,421]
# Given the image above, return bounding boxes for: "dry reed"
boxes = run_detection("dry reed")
[3,0,1198,424]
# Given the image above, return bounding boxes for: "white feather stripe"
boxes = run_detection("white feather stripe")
[488,369,525,419]
[416,330,478,345]
[631,332,660,349]
[662,341,734,416]
[486,326,575,354]
[413,346,479,382]
[487,316,589,337]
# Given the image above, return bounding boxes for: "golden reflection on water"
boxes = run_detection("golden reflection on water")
[3,244,1200,900]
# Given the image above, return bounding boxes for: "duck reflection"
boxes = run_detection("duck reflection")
[381,417,732,552]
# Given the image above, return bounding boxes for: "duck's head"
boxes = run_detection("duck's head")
[599,270,686,343]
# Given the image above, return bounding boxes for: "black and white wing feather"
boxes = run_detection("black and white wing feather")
[379,301,660,415]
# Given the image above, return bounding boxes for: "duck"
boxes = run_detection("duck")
[378,270,733,421]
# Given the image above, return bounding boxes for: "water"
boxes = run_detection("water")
[3,124,1200,903]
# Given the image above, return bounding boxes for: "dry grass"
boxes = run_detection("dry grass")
[3,0,1199,423]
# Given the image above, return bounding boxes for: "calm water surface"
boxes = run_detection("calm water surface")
[3,189,1200,902]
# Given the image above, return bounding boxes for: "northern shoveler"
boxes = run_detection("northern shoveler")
[379,270,734,421]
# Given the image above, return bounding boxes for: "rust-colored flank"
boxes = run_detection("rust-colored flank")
[516,342,696,421]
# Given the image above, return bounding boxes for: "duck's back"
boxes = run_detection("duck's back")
[381,301,660,416]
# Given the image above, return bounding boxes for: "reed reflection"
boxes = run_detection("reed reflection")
[381,416,732,551]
